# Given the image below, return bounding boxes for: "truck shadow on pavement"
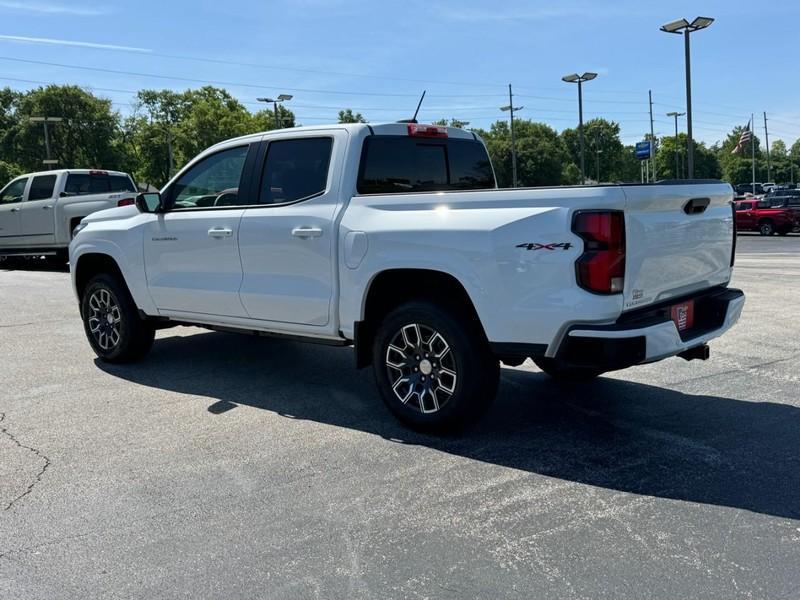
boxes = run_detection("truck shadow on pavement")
[0,257,69,272]
[97,330,800,521]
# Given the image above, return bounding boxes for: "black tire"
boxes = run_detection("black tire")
[533,357,604,382]
[80,273,155,363]
[372,301,499,433]
[759,220,775,236]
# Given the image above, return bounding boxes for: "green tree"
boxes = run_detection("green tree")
[5,85,125,172]
[560,119,634,182]
[768,139,793,183]
[0,160,22,186]
[338,109,366,123]
[476,120,572,187]
[656,134,721,180]
[126,87,296,187]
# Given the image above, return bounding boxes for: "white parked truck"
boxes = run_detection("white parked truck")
[0,169,138,263]
[70,123,744,431]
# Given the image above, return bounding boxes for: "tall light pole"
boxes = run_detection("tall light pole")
[666,111,686,179]
[660,16,714,180]
[562,72,597,184]
[29,116,63,167]
[257,94,293,129]
[500,84,523,188]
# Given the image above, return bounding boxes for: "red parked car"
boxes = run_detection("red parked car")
[734,198,800,236]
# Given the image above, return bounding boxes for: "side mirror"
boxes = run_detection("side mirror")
[135,192,162,213]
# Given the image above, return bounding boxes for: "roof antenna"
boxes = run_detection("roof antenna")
[398,90,426,123]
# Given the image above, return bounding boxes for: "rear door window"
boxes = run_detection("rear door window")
[357,136,495,194]
[258,137,333,205]
[28,174,57,201]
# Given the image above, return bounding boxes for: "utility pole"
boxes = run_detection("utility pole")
[500,85,523,188]
[29,116,63,167]
[666,111,685,179]
[649,90,657,181]
[763,112,771,182]
[751,112,756,195]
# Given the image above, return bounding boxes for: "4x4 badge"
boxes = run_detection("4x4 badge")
[516,242,573,251]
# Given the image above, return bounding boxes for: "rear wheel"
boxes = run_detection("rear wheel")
[759,220,775,236]
[80,273,154,363]
[533,357,604,382]
[372,301,499,433]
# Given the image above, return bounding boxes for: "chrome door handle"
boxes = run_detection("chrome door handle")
[291,226,323,238]
[42,205,53,210]
[208,227,233,238]
[10,207,20,212]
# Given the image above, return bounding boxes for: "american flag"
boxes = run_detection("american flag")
[732,120,752,154]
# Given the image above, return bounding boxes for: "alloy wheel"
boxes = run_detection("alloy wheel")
[385,323,458,414]
[87,288,122,351]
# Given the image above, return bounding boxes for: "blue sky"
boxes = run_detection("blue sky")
[0,0,798,148]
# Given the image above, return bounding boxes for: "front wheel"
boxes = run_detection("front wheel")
[759,221,775,236]
[533,357,604,382]
[372,301,499,433]
[80,274,155,363]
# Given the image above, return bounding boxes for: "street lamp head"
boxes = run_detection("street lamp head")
[562,73,580,83]
[500,105,511,112]
[690,16,714,30]
[666,111,686,117]
[256,97,273,103]
[277,94,293,101]
[581,72,598,81]
[661,16,714,33]
[660,18,690,33]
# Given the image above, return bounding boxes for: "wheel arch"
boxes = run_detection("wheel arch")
[354,268,488,369]
[74,252,127,304]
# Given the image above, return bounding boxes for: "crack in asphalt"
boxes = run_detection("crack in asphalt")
[0,318,70,328]
[0,412,51,511]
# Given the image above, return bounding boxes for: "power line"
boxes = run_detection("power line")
[0,55,508,98]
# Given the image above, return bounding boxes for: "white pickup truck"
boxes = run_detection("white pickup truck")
[70,123,744,431]
[0,169,138,264]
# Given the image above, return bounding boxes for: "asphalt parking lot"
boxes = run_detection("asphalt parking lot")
[1,234,799,599]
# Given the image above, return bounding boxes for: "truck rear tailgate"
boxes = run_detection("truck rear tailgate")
[621,182,734,311]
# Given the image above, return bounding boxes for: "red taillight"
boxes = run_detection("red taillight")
[407,123,448,138]
[117,198,135,207]
[573,211,626,294]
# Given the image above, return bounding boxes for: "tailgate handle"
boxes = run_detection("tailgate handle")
[684,197,710,215]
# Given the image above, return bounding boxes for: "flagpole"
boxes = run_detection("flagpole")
[751,113,756,195]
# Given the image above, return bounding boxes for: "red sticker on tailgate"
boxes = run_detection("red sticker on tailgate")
[671,301,695,332]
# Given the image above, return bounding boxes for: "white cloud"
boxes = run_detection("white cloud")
[0,1,108,16]
[0,35,150,53]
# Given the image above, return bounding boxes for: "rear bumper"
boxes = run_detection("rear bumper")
[554,287,745,371]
